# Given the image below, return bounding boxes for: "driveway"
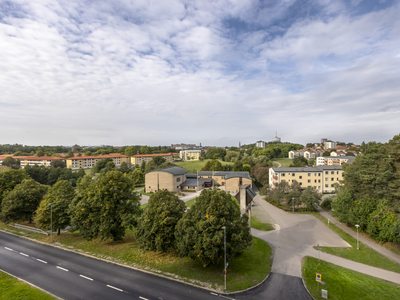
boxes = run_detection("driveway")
[139,190,201,205]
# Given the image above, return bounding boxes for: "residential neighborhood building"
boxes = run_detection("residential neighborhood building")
[256,140,266,148]
[324,140,337,149]
[269,165,343,193]
[316,156,356,166]
[130,153,178,166]
[198,171,253,193]
[145,166,188,193]
[66,153,130,169]
[171,143,198,150]
[0,155,65,168]
[179,150,201,161]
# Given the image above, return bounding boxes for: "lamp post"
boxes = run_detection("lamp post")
[355,224,360,250]
[48,203,52,243]
[292,197,294,213]
[197,170,199,192]
[222,226,227,291]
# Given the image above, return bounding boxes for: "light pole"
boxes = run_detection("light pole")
[355,224,360,250]
[48,203,52,243]
[197,170,199,192]
[222,226,227,292]
[292,197,294,213]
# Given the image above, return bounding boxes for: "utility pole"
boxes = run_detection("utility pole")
[222,226,227,292]
[48,203,52,243]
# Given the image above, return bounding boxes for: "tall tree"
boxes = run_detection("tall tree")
[1,179,48,223]
[35,180,75,235]
[129,169,145,186]
[136,190,186,251]
[0,169,30,213]
[124,146,137,156]
[92,158,114,173]
[175,189,252,267]
[70,171,141,241]
[202,159,223,171]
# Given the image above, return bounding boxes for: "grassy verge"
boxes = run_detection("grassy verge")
[0,271,56,300]
[174,159,234,173]
[302,256,400,300]
[138,190,153,196]
[272,158,292,167]
[0,223,271,293]
[185,198,196,208]
[312,213,400,273]
[251,216,274,231]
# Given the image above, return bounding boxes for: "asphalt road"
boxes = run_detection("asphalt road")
[0,230,312,300]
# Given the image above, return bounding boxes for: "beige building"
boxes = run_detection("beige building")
[269,166,343,193]
[179,150,201,161]
[0,155,65,169]
[316,156,355,166]
[66,153,130,169]
[198,171,253,193]
[131,153,178,166]
[145,166,188,193]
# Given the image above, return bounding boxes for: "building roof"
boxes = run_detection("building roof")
[198,171,252,180]
[66,154,128,160]
[147,166,187,176]
[180,178,212,187]
[246,187,257,199]
[8,156,64,161]
[132,153,176,158]
[271,165,343,173]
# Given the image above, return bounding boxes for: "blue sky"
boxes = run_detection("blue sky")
[0,0,399,147]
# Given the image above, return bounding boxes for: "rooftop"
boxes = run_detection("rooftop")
[147,166,187,176]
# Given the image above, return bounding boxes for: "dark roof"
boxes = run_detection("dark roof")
[146,166,187,176]
[246,187,257,199]
[186,174,198,178]
[180,178,212,187]
[198,171,251,180]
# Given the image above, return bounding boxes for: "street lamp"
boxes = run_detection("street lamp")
[292,197,294,213]
[222,226,227,292]
[355,224,360,250]
[48,203,52,243]
[197,170,199,192]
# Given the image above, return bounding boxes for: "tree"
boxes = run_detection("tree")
[322,151,331,157]
[1,179,48,223]
[175,189,252,267]
[2,157,20,169]
[289,156,308,167]
[65,151,74,158]
[251,165,269,188]
[92,158,114,173]
[129,169,145,186]
[140,146,152,154]
[152,156,166,166]
[202,159,223,171]
[84,151,92,156]
[301,186,321,211]
[36,150,45,157]
[70,171,141,241]
[243,164,251,173]
[51,160,66,168]
[35,181,75,235]
[306,143,314,148]
[0,169,30,213]
[136,190,186,251]
[124,146,137,156]
[100,161,116,174]
[119,161,129,173]
[233,161,244,171]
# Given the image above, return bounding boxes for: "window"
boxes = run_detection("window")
[337,171,339,174]
[337,178,339,181]
[308,173,311,176]
[299,176,302,179]
[282,179,285,182]
[318,180,321,183]
[325,178,328,181]
[331,184,334,187]
[325,171,328,175]
[282,173,285,177]
[331,171,334,174]
[314,180,317,183]
[308,180,311,183]
[331,178,334,181]
[177,177,181,182]
[299,182,302,186]
[292,173,295,176]
[325,184,328,187]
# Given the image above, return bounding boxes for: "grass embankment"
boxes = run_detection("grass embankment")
[0,223,272,293]
[272,158,292,167]
[302,256,400,300]
[312,212,400,273]
[251,216,274,231]
[175,159,234,173]
[0,271,56,300]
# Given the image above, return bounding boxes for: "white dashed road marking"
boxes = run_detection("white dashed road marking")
[107,285,123,292]
[56,266,69,272]
[139,297,149,300]
[4,247,13,251]
[20,252,29,257]
[37,259,47,264]
[79,275,93,281]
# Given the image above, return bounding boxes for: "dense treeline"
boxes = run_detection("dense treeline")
[332,134,400,243]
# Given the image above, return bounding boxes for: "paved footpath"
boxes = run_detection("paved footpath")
[252,192,400,285]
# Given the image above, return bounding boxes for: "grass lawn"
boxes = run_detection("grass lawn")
[251,216,274,231]
[0,222,271,293]
[302,256,400,300]
[0,271,56,300]
[272,158,292,167]
[175,159,234,173]
[185,198,196,208]
[312,212,400,273]
[138,189,153,196]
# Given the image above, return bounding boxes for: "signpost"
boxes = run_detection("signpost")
[321,289,328,299]
[316,273,321,291]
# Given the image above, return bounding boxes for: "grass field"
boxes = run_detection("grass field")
[0,271,56,300]
[251,216,274,231]
[272,158,292,167]
[174,159,234,173]
[312,212,400,273]
[302,256,400,300]
[0,222,271,292]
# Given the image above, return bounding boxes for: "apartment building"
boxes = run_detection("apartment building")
[130,153,178,166]
[316,156,355,166]
[179,150,201,161]
[256,140,266,148]
[66,153,130,169]
[288,148,324,159]
[269,166,343,193]
[0,155,65,169]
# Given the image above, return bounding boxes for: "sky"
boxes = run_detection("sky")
[1,0,399,147]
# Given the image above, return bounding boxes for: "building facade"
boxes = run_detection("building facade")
[145,166,188,193]
[198,171,253,193]
[179,150,201,161]
[256,141,266,148]
[130,153,178,166]
[269,166,343,193]
[316,156,355,166]
[0,155,65,169]
[66,154,130,169]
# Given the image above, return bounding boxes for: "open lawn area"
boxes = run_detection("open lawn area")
[174,159,234,173]
[251,216,274,231]
[0,222,271,293]
[302,256,400,300]
[312,213,400,273]
[0,271,56,300]
[272,158,292,167]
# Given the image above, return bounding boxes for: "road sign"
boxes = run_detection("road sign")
[316,273,321,282]
[321,289,328,299]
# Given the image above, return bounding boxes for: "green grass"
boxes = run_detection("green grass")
[272,158,292,167]
[138,189,153,196]
[185,198,196,208]
[312,213,400,273]
[251,216,274,231]
[0,271,56,300]
[174,159,234,173]
[302,256,400,300]
[0,222,271,293]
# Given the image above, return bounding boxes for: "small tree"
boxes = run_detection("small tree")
[136,190,186,251]
[175,189,252,267]
[301,186,321,211]
[35,180,75,235]
[1,179,48,223]
[152,156,166,166]
[92,158,114,173]
[202,159,223,171]
[70,171,141,241]
[130,169,145,186]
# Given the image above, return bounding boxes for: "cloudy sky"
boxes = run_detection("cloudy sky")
[1,0,399,147]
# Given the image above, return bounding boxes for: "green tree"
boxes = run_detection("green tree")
[100,161,116,174]
[65,151,74,158]
[289,156,308,167]
[35,181,75,235]
[36,150,45,157]
[124,146,137,156]
[140,146,152,154]
[136,190,186,251]
[233,161,243,171]
[92,158,114,173]
[202,159,223,171]
[0,169,30,212]
[175,189,252,267]
[152,156,166,166]
[129,169,145,186]
[301,186,321,211]
[243,164,251,173]
[119,161,129,173]
[84,151,92,156]
[322,151,331,157]
[1,179,48,223]
[50,160,66,168]
[2,157,20,169]
[70,171,141,241]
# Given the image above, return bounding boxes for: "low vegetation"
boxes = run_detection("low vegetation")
[251,215,274,231]
[302,256,400,300]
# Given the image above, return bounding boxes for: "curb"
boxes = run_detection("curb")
[0,228,271,296]
[301,256,317,300]
[0,268,63,300]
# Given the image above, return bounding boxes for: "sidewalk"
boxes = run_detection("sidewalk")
[318,207,400,265]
